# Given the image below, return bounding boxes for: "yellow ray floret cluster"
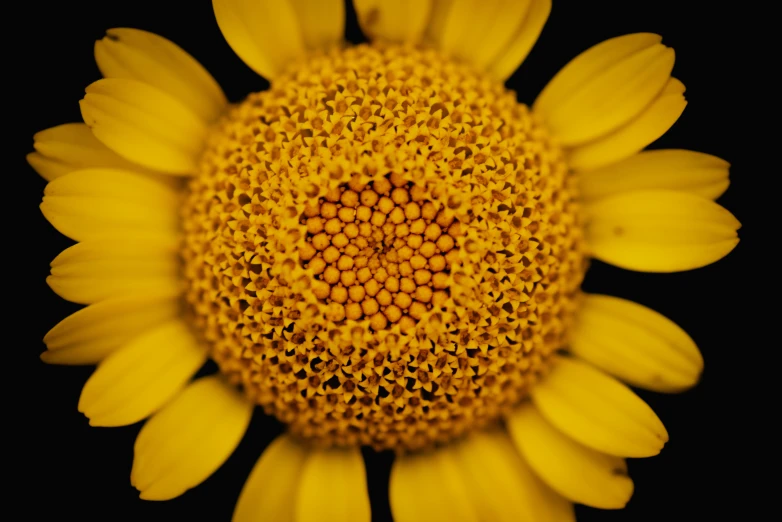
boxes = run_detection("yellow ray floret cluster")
[182,42,587,450]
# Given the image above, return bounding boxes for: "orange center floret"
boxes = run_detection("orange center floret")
[300,173,460,332]
[181,43,587,451]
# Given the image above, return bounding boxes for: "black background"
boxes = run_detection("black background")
[17,1,756,521]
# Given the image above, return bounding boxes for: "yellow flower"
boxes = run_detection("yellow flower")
[31,1,739,520]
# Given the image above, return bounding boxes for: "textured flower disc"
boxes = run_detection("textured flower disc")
[182,43,588,451]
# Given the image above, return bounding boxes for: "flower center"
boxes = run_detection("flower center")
[299,176,460,332]
[182,43,587,451]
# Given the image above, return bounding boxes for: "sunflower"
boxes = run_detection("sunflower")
[31,0,740,520]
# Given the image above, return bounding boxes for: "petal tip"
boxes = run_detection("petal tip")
[88,415,129,428]
[137,489,169,502]
[642,437,666,457]
[102,28,125,42]
[78,99,95,126]
[728,236,740,252]
[136,481,184,501]
[711,180,730,201]
[691,364,705,388]
[40,199,58,223]
[46,275,65,299]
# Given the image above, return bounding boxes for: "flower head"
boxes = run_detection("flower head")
[183,43,587,450]
[32,1,739,520]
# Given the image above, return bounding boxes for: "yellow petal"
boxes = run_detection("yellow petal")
[433,0,504,58]
[27,152,72,181]
[42,293,180,365]
[534,33,663,116]
[507,403,634,509]
[80,78,207,175]
[29,123,154,181]
[427,0,549,79]
[531,357,668,457]
[449,0,532,69]
[544,43,675,146]
[486,0,552,82]
[585,189,740,272]
[567,77,687,171]
[41,168,179,242]
[390,447,479,522]
[213,0,306,79]
[131,376,253,500]
[95,28,226,123]
[41,197,179,243]
[571,294,704,392]
[425,0,454,44]
[233,435,309,522]
[79,320,206,427]
[295,447,370,522]
[355,0,433,43]
[48,234,180,304]
[580,149,730,201]
[452,427,575,522]
[44,168,178,207]
[290,0,344,50]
